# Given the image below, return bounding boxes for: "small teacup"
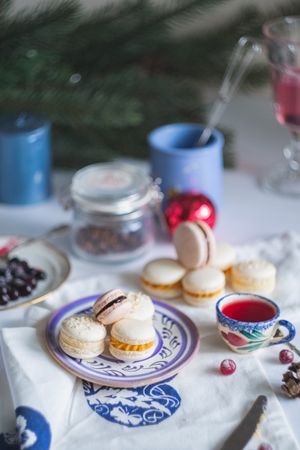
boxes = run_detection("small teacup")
[216,293,296,354]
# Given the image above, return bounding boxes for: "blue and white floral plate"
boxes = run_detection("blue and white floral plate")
[46,295,200,387]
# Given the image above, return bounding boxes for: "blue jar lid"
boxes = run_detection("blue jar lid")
[0,113,50,134]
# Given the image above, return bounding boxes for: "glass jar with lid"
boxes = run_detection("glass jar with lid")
[70,162,162,263]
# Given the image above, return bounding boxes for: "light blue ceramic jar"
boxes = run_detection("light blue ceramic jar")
[148,123,224,211]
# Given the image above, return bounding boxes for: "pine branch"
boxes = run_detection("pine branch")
[0,0,79,51]
[0,0,300,171]
[53,126,119,167]
[141,6,258,82]
[165,0,231,29]
[0,0,11,19]
[64,0,232,73]
[0,86,142,129]
[74,0,146,27]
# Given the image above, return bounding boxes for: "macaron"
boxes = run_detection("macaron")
[109,318,156,362]
[173,221,216,269]
[231,260,276,295]
[141,258,186,299]
[93,289,131,325]
[212,242,236,274]
[125,291,155,322]
[182,266,225,306]
[59,314,106,359]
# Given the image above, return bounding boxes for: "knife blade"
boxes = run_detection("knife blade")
[220,395,268,450]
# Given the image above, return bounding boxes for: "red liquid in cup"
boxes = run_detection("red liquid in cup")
[272,68,300,132]
[222,299,275,322]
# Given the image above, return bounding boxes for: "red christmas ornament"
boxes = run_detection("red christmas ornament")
[164,192,216,233]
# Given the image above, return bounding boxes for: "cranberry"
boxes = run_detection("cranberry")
[279,349,294,364]
[258,443,272,450]
[220,359,236,375]
[0,294,10,305]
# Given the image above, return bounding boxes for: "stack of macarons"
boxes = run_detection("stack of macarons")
[58,288,156,362]
[141,221,229,306]
[141,220,277,306]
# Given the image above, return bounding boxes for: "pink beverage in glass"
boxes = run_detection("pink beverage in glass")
[272,67,300,132]
[261,16,300,195]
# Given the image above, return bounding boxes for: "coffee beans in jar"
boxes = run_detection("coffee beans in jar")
[70,163,161,263]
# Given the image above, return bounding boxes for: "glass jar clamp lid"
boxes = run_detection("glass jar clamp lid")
[71,162,159,214]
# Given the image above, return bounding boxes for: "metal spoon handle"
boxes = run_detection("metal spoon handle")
[1,224,70,262]
[198,36,262,147]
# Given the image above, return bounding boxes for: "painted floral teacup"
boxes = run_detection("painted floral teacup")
[216,293,296,354]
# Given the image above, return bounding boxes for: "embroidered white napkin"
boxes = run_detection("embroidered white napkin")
[0,303,298,450]
[1,231,300,450]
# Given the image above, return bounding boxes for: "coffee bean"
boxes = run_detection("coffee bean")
[75,224,147,256]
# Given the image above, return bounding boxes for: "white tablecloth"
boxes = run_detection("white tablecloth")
[1,272,299,450]
[0,167,300,449]
[1,90,300,447]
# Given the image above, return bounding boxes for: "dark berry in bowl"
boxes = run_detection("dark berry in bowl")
[0,286,8,295]
[0,293,10,305]
[22,276,38,289]
[7,287,19,301]
[0,257,47,305]
[9,257,20,265]
[19,260,29,271]
[36,270,47,281]
[12,279,32,297]
[27,268,39,277]
[4,268,13,281]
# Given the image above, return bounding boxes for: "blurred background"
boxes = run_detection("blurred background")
[2,0,300,170]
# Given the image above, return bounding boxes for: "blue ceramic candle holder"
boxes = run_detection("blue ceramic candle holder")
[148,123,224,210]
[0,113,51,205]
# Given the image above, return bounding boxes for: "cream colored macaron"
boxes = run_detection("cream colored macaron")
[212,242,236,274]
[109,318,156,362]
[182,266,225,306]
[125,291,155,322]
[59,314,106,359]
[173,221,216,269]
[141,258,186,299]
[231,260,276,295]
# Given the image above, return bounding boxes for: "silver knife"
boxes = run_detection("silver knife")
[220,395,268,450]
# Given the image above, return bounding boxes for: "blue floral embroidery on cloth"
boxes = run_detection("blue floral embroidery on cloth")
[0,406,51,450]
[82,377,181,427]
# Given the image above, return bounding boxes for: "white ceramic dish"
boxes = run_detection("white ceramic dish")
[0,235,70,310]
